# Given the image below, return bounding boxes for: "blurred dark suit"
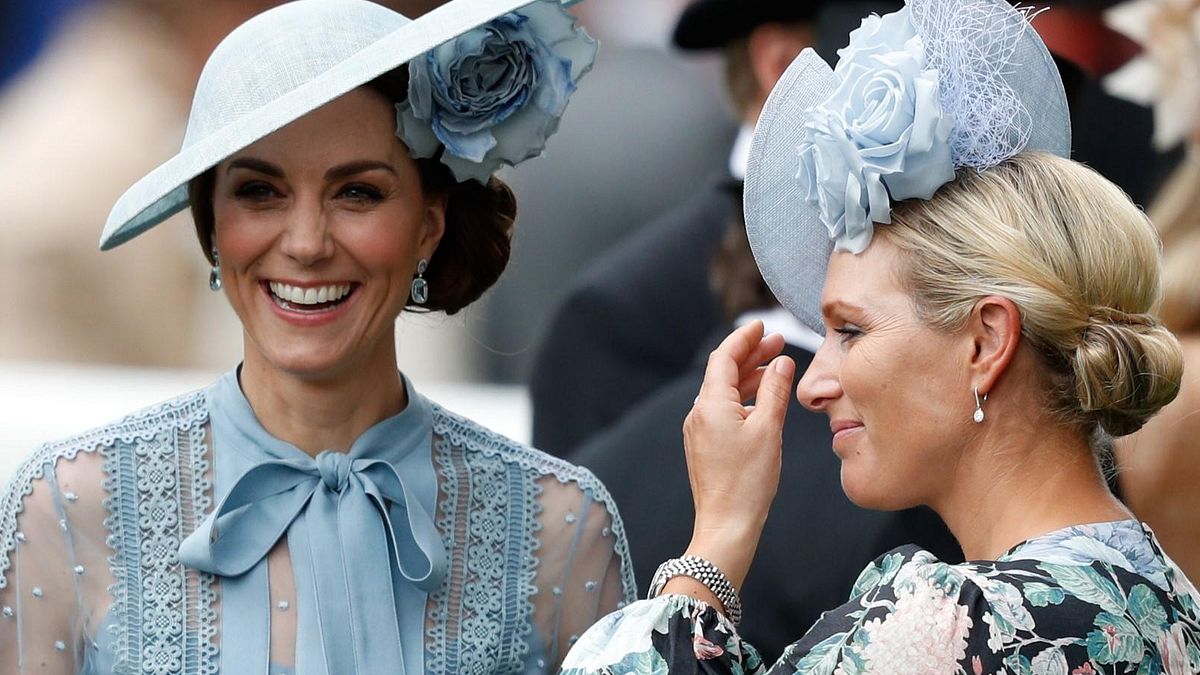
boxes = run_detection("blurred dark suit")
[530,181,736,455]
[573,341,962,663]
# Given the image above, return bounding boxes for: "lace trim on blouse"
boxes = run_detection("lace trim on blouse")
[2,387,636,674]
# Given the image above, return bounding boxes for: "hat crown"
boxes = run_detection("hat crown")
[183,0,410,149]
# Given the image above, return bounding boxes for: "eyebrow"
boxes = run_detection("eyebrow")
[225,158,397,181]
[822,299,868,318]
[227,157,283,177]
[324,160,397,181]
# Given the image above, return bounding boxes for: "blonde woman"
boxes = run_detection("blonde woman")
[562,0,1200,671]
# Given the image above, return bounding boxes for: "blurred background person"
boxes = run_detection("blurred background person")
[1103,0,1200,581]
[0,0,283,368]
[477,0,735,385]
[530,0,849,456]
[530,0,1164,458]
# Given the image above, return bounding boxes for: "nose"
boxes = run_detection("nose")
[279,200,334,265]
[796,339,842,413]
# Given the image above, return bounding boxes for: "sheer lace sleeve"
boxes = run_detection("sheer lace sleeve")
[531,473,633,670]
[1,447,113,675]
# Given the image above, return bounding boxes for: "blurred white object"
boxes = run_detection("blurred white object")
[1104,0,1200,150]
[573,0,690,47]
[0,360,530,481]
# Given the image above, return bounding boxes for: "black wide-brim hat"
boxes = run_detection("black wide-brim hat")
[672,0,828,50]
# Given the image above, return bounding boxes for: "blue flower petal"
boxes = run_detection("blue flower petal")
[395,0,596,183]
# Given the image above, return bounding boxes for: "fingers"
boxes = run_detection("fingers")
[737,367,767,402]
[743,331,786,371]
[698,322,784,405]
[749,356,795,428]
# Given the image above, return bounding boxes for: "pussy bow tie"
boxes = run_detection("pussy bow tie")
[179,376,447,675]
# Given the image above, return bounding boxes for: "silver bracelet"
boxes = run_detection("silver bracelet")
[647,555,742,625]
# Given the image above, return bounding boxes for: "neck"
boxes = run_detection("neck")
[238,332,408,456]
[932,418,1131,560]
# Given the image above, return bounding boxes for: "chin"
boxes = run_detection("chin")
[840,464,916,512]
[255,342,359,380]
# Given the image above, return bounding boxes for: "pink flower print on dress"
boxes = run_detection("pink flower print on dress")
[692,635,725,660]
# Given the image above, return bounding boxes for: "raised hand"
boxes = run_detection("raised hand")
[668,320,795,602]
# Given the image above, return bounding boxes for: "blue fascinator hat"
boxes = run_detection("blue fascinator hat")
[100,0,595,250]
[744,0,1071,332]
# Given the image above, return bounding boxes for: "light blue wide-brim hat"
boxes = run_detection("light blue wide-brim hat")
[100,0,574,250]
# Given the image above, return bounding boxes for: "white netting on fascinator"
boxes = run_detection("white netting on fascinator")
[744,0,1070,332]
[910,0,1068,168]
[912,0,1032,168]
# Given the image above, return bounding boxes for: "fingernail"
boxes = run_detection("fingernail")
[776,358,794,375]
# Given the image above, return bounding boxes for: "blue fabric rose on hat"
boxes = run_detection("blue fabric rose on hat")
[796,7,955,253]
[398,0,597,183]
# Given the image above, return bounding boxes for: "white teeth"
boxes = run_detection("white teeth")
[268,282,352,306]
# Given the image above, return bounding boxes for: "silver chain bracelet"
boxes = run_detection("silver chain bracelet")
[647,555,742,625]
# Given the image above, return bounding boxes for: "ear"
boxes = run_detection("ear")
[747,22,815,99]
[967,295,1022,395]
[419,190,448,260]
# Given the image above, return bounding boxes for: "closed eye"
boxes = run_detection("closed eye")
[833,325,864,342]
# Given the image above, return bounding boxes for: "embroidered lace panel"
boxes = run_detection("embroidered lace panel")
[0,388,634,674]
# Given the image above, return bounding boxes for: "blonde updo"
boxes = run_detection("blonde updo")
[883,152,1183,437]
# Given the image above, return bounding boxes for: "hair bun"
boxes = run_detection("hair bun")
[1071,309,1183,436]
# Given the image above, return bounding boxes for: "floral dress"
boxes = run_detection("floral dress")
[561,520,1200,674]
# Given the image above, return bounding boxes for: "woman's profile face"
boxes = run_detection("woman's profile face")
[211,87,445,380]
[795,236,972,511]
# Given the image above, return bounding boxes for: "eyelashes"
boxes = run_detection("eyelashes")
[338,184,384,202]
[233,181,280,201]
[833,325,864,343]
[230,181,386,204]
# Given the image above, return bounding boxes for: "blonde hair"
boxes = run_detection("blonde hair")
[883,152,1183,437]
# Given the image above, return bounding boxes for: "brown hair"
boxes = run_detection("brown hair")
[722,38,759,119]
[187,67,517,315]
[710,190,777,321]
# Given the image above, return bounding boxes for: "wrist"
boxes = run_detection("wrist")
[649,555,743,625]
[686,524,764,591]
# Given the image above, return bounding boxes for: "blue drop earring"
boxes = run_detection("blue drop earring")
[209,247,222,292]
[410,258,429,305]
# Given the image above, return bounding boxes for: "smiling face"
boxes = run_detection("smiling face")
[795,236,972,510]
[210,87,445,382]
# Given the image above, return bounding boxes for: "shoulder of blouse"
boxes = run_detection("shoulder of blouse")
[429,400,615,493]
[0,386,210,590]
[428,400,636,582]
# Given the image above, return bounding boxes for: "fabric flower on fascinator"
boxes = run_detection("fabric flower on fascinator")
[1103,0,1200,151]
[398,0,597,183]
[796,7,955,253]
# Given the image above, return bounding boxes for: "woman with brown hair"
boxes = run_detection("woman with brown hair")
[0,1,633,673]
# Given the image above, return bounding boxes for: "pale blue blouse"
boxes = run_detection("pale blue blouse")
[0,370,635,674]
